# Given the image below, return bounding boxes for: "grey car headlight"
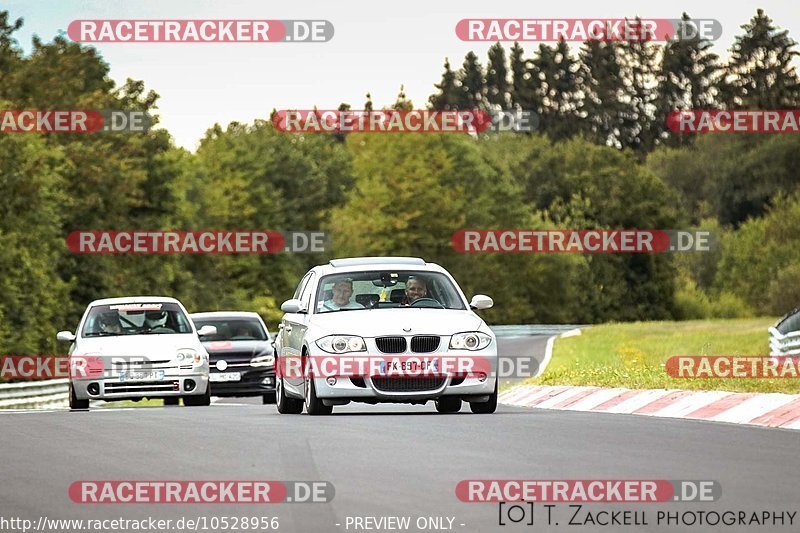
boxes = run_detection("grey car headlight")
[316,335,366,354]
[250,354,275,367]
[449,332,492,351]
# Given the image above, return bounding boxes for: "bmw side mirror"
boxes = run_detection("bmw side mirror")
[470,295,494,310]
[197,325,217,337]
[56,331,76,342]
[281,299,305,314]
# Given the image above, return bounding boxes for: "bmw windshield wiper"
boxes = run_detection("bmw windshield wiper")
[84,331,120,337]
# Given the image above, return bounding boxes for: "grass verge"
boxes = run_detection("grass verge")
[527,318,800,394]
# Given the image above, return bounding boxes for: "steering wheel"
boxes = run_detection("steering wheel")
[409,298,444,309]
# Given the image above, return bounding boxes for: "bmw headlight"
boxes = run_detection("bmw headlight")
[250,354,275,367]
[449,332,492,351]
[176,349,203,365]
[316,335,366,354]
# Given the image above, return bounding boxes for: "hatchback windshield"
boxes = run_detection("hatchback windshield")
[315,271,466,313]
[192,317,269,341]
[82,302,193,336]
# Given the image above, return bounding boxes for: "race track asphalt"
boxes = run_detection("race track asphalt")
[1,329,797,533]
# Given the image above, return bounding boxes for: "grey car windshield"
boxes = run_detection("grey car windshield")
[315,271,466,313]
[192,317,269,341]
[82,303,193,336]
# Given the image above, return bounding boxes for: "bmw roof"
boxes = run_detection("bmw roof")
[316,257,446,276]
[329,257,426,268]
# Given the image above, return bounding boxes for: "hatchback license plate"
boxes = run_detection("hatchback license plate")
[119,370,164,382]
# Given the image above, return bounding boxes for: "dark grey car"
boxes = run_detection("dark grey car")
[190,312,276,404]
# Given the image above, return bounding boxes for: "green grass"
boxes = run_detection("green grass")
[528,318,800,394]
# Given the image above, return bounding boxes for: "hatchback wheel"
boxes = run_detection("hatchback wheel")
[184,387,211,406]
[68,382,89,411]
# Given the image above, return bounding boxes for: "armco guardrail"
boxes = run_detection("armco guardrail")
[0,378,69,409]
[771,307,800,355]
[769,327,800,356]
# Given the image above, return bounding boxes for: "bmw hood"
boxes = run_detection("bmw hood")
[308,308,487,339]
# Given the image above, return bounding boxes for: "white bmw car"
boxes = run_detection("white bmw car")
[274,257,497,415]
[56,296,215,410]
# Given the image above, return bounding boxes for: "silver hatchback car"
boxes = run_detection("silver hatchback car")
[57,296,214,410]
[274,257,498,415]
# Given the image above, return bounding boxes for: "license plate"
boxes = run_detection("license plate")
[119,370,164,382]
[380,359,438,374]
[210,372,241,382]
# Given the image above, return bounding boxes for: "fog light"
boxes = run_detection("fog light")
[326,377,337,386]
[184,379,196,392]
[477,372,487,382]
[87,383,100,396]
[262,377,274,386]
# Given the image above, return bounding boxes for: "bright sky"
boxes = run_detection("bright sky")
[6,0,799,150]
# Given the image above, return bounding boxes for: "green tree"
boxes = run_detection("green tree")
[714,194,800,314]
[486,43,509,109]
[0,119,69,354]
[579,40,625,146]
[618,19,659,152]
[648,133,800,226]
[531,41,582,141]
[392,84,413,110]
[428,59,460,110]
[655,13,722,147]
[509,43,537,112]
[457,51,485,109]
[724,9,800,109]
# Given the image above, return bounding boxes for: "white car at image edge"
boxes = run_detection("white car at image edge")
[275,257,498,415]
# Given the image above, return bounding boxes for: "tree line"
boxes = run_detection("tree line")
[0,8,799,358]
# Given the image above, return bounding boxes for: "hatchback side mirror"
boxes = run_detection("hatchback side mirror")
[470,295,494,310]
[56,331,76,342]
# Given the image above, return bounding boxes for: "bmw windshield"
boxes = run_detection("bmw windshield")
[82,303,193,337]
[315,271,466,313]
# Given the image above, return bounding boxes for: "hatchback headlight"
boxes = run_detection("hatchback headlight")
[316,335,366,354]
[449,332,492,351]
[251,354,275,367]
[177,349,203,365]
